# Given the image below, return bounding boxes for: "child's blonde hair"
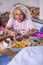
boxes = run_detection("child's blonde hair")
[9,4,31,19]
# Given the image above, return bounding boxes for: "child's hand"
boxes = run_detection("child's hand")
[23,34,29,38]
[16,35,23,41]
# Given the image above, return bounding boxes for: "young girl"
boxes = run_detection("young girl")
[6,4,35,40]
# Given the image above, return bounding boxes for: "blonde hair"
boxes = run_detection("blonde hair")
[9,4,31,19]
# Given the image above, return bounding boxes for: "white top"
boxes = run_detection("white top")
[6,18,34,34]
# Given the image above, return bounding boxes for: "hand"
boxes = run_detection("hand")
[12,36,16,40]
[23,34,29,38]
[7,30,15,39]
[16,35,23,41]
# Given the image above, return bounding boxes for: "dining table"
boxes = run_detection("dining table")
[0,37,43,60]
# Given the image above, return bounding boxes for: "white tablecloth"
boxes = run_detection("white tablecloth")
[7,46,43,65]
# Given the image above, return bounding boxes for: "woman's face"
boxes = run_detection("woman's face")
[13,9,25,22]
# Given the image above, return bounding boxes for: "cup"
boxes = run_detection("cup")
[3,38,11,48]
[20,29,26,35]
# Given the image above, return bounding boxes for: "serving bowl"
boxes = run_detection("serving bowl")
[9,40,31,53]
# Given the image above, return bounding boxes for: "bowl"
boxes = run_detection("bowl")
[9,40,31,52]
[39,38,43,43]
[9,47,22,53]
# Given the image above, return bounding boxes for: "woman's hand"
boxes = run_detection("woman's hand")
[7,30,16,39]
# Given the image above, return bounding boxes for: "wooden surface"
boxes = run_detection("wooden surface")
[0,48,17,60]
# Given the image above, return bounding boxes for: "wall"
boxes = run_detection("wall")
[0,0,43,30]
[33,22,43,30]
[39,0,43,20]
[0,0,39,12]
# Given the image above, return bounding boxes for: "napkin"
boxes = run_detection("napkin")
[7,46,43,65]
[0,54,10,65]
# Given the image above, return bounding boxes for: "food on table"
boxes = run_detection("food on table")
[10,41,30,48]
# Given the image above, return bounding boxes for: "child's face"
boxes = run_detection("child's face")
[13,9,25,22]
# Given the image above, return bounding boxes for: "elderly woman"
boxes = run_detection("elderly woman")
[6,4,35,39]
[0,30,15,42]
[0,17,15,42]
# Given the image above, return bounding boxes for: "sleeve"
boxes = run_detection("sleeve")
[6,18,14,28]
[27,18,34,30]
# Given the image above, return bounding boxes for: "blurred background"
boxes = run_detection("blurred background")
[0,0,43,30]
